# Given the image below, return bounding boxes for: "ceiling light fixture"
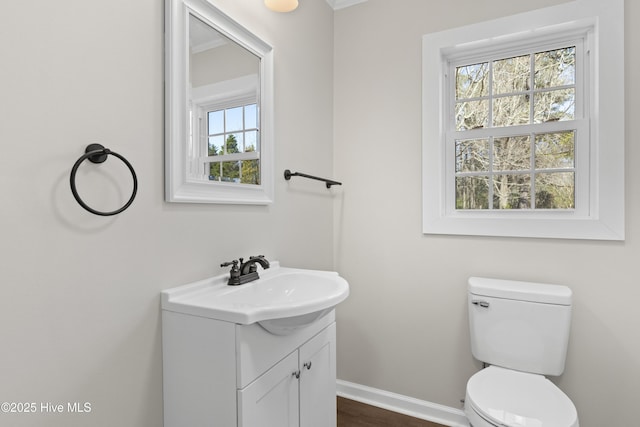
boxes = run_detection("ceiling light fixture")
[264,0,298,12]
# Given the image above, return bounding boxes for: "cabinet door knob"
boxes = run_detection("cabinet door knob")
[292,370,300,379]
[303,362,312,370]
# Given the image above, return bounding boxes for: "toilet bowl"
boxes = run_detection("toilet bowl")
[465,366,578,427]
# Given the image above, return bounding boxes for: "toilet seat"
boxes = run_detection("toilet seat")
[466,366,578,427]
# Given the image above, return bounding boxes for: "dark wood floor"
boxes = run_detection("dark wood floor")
[337,397,447,427]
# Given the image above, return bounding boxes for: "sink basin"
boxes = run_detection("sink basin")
[161,262,349,334]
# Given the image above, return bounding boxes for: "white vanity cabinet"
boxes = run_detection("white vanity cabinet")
[238,323,336,426]
[162,309,337,427]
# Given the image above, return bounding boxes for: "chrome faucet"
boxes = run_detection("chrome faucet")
[221,255,270,286]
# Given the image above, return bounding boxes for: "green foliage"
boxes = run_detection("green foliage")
[209,134,260,185]
[241,146,260,185]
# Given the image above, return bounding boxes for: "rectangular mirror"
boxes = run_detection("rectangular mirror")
[165,0,274,204]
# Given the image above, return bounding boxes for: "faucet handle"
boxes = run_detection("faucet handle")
[221,260,242,285]
[220,260,239,272]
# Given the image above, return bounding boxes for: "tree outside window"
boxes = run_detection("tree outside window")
[206,103,260,185]
[453,47,576,210]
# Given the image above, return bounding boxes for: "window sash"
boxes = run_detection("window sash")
[192,98,260,183]
[447,38,585,129]
[444,38,588,215]
[445,118,589,216]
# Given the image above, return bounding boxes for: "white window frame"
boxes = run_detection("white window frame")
[422,0,624,240]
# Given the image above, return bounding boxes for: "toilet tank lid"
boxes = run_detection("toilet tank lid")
[468,277,572,305]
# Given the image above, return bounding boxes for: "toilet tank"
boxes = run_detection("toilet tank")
[468,277,572,376]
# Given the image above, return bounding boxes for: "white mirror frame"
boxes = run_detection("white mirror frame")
[165,0,274,204]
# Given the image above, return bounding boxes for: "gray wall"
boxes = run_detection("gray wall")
[0,0,334,426]
[334,0,640,426]
[3,0,639,426]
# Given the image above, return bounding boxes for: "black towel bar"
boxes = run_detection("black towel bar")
[284,169,342,188]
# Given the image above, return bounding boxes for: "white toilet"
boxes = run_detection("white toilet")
[465,277,579,427]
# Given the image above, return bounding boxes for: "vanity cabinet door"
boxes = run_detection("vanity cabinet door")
[299,323,336,427]
[238,350,300,427]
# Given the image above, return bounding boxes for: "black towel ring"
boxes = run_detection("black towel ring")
[70,144,138,216]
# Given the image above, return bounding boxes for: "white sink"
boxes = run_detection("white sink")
[161,262,349,334]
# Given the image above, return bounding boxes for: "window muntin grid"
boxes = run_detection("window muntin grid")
[205,103,260,185]
[450,44,580,211]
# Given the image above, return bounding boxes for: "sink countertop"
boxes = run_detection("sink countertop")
[161,261,350,325]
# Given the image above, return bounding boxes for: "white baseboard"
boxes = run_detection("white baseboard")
[336,380,470,427]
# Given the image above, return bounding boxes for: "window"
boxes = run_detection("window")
[203,102,260,185]
[452,44,582,211]
[422,0,624,240]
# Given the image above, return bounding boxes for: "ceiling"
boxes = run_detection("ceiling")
[325,0,368,11]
